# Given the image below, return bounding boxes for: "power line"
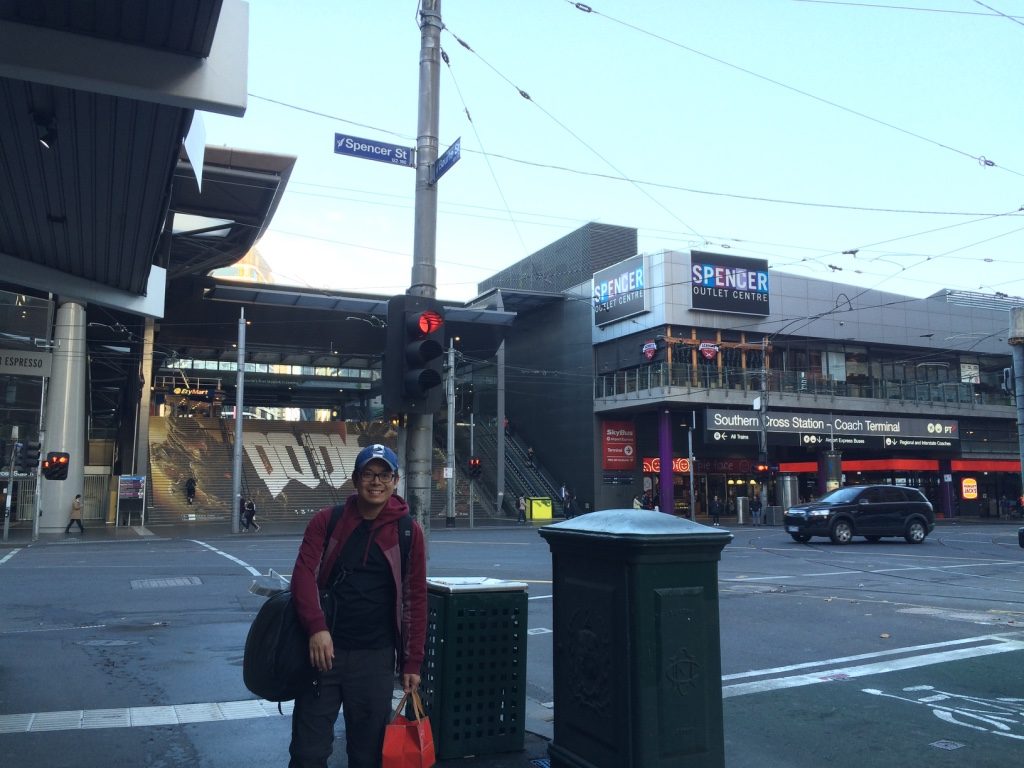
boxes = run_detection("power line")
[563,0,1024,178]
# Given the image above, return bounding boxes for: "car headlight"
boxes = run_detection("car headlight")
[808,510,830,518]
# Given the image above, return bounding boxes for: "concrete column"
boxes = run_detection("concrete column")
[134,317,155,477]
[40,300,87,531]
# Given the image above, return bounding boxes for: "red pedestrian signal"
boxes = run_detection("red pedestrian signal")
[42,451,70,480]
[468,456,482,478]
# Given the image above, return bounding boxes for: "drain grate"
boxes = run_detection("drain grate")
[530,760,551,768]
[130,576,202,589]
[930,740,965,751]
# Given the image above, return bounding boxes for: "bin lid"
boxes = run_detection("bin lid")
[538,509,732,544]
[426,576,529,593]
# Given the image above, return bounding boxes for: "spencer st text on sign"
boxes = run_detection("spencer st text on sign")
[334,133,415,167]
[690,251,770,316]
[593,254,649,327]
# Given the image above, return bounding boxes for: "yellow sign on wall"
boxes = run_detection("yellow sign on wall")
[961,477,978,500]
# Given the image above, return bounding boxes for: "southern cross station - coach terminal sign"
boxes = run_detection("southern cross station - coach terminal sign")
[706,408,960,450]
[334,133,415,167]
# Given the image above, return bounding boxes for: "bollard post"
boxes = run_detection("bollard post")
[539,510,732,768]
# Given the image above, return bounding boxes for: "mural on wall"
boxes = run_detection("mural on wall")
[148,416,397,521]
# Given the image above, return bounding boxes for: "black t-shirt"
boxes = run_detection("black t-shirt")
[330,519,396,650]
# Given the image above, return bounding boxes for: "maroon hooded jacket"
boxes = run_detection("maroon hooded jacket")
[291,494,427,676]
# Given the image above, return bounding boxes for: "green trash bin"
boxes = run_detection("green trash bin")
[539,510,732,768]
[420,577,529,760]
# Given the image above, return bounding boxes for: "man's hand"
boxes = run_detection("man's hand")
[402,673,421,693]
[309,630,334,672]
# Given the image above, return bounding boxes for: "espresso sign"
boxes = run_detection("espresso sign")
[690,251,770,316]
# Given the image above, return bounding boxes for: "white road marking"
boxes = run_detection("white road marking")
[725,559,1024,582]
[723,634,1024,698]
[0,548,21,565]
[0,699,293,734]
[190,539,261,576]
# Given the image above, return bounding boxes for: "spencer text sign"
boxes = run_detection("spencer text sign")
[593,254,649,327]
[690,251,770,316]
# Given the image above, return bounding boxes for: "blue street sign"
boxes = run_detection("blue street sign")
[432,137,461,183]
[334,133,414,167]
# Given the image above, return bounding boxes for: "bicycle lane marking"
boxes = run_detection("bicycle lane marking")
[723,633,1024,698]
[189,539,261,576]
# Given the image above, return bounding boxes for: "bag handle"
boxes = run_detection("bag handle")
[391,690,427,722]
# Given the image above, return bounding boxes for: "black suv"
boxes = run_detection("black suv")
[784,485,934,545]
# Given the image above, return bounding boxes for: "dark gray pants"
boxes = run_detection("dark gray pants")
[289,647,395,768]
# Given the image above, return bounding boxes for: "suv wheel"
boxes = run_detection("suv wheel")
[904,519,928,544]
[830,519,853,545]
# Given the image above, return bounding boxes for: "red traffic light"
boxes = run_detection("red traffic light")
[415,309,444,335]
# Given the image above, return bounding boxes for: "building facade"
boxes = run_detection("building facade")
[481,225,1021,520]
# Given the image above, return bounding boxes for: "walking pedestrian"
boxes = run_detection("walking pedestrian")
[185,476,196,505]
[526,446,535,468]
[288,444,427,768]
[243,498,260,532]
[711,494,724,526]
[517,495,527,524]
[65,494,84,534]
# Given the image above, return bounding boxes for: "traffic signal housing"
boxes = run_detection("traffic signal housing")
[17,440,41,474]
[468,456,482,478]
[383,294,446,414]
[42,451,70,480]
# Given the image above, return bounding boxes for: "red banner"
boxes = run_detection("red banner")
[602,420,637,470]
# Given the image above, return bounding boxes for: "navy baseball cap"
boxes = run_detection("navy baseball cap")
[355,444,399,474]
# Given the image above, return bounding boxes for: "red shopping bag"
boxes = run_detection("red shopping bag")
[382,690,436,768]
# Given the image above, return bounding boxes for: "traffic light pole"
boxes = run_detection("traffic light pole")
[3,427,16,543]
[405,0,443,541]
[445,338,455,528]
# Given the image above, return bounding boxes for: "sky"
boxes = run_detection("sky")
[200,0,1024,305]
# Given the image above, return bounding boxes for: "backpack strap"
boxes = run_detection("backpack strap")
[320,504,345,567]
[397,513,413,580]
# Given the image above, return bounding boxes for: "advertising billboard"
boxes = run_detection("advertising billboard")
[593,254,649,327]
[690,251,770,316]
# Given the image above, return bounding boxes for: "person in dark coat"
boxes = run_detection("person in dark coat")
[711,495,724,526]
[185,476,196,505]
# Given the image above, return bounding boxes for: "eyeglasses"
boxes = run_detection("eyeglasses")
[359,470,395,483]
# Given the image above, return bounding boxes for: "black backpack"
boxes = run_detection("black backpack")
[242,509,412,702]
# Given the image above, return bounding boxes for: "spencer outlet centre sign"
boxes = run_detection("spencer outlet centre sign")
[705,409,960,450]
[690,251,770,316]
[593,254,649,327]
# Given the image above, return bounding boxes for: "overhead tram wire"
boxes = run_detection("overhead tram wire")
[442,26,705,241]
[794,0,1024,19]
[562,0,1024,179]
[226,92,1021,298]
[440,46,531,257]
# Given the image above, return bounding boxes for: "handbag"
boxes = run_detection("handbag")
[242,505,343,702]
[382,690,436,768]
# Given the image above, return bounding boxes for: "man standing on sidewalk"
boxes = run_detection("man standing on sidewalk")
[288,444,427,768]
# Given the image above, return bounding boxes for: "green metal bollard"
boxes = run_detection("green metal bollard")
[539,510,732,768]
